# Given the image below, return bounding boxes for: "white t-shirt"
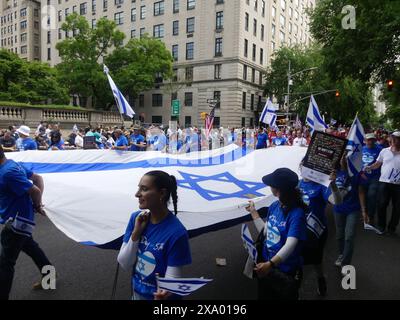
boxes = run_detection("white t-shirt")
[75,135,84,148]
[292,137,308,147]
[377,147,400,185]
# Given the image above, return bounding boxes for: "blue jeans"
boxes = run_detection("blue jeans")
[360,178,380,221]
[0,224,51,300]
[334,211,359,266]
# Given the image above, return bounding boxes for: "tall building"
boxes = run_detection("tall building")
[1,0,315,127]
[0,0,41,60]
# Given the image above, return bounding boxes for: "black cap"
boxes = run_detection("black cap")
[262,168,299,191]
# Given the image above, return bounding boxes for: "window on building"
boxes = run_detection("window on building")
[140,27,145,38]
[154,1,164,16]
[186,42,194,60]
[173,0,179,13]
[153,24,164,38]
[242,92,246,109]
[253,18,257,36]
[20,45,27,54]
[243,65,247,80]
[214,64,221,79]
[271,23,276,39]
[152,116,162,124]
[103,0,108,11]
[186,17,195,33]
[92,0,96,12]
[20,20,26,29]
[213,91,221,108]
[20,8,26,17]
[252,44,256,61]
[140,5,146,19]
[215,37,222,56]
[58,28,62,39]
[80,2,87,15]
[187,0,195,10]
[185,66,193,81]
[261,0,265,16]
[251,68,255,83]
[250,94,254,110]
[280,14,285,29]
[131,8,136,21]
[245,12,249,31]
[47,47,51,60]
[65,8,69,17]
[114,12,123,25]
[47,31,51,44]
[92,19,96,28]
[130,29,136,38]
[242,117,246,127]
[261,24,264,41]
[172,44,178,61]
[216,11,223,30]
[184,92,193,106]
[279,30,285,43]
[185,116,191,127]
[115,0,123,5]
[244,39,248,57]
[139,94,144,107]
[281,0,286,11]
[173,20,179,35]
[260,48,263,65]
[20,32,27,42]
[152,94,163,107]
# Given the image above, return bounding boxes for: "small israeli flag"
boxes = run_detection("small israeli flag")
[346,115,365,177]
[156,277,213,296]
[259,98,277,127]
[103,65,135,118]
[241,224,258,263]
[306,95,328,133]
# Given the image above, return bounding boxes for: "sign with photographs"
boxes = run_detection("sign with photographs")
[83,136,97,150]
[301,131,348,187]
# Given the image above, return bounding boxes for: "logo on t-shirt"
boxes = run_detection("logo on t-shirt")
[135,251,156,278]
[266,221,281,249]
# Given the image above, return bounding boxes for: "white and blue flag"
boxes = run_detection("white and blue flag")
[157,276,212,296]
[306,95,328,133]
[259,99,277,127]
[346,115,365,177]
[241,224,257,263]
[104,65,135,119]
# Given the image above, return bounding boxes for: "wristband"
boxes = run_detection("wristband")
[268,260,276,268]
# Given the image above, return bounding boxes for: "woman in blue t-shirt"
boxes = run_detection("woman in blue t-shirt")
[117,171,192,300]
[246,168,307,300]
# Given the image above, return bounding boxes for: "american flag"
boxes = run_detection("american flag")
[295,114,302,128]
[205,106,216,139]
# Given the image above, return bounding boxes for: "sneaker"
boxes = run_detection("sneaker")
[375,227,386,235]
[334,255,343,267]
[317,276,327,296]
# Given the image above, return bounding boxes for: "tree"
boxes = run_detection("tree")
[309,0,400,83]
[0,49,69,104]
[104,35,173,100]
[263,45,375,125]
[56,13,125,108]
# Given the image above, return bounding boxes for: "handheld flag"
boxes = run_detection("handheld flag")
[103,65,135,118]
[72,124,78,134]
[260,99,277,127]
[306,95,327,133]
[346,115,365,177]
[156,276,213,296]
[241,224,257,263]
[295,114,302,129]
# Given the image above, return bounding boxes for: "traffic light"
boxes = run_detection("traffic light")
[200,112,207,120]
[335,90,340,97]
[387,80,394,91]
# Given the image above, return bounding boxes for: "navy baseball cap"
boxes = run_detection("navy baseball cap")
[262,168,299,191]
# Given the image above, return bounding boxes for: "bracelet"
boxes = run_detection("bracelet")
[268,260,275,268]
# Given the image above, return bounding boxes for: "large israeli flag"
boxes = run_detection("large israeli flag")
[157,277,212,296]
[346,115,365,177]
[306,95,328,132]
[104,65,135,118]
[259,99,277,127]
[8,145,306,248]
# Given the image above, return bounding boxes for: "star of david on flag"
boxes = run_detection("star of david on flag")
[346,115,365,177]
[177,171,266,201]
[156,277,213,296]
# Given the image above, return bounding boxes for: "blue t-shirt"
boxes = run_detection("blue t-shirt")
[130,134,145,151]
[48,138,65,150]
[122,211,192,300]
[299,180,329,228]
[16,138,37,151]
[185,134,199,153]
[256,133,268,149]
[272,137,287,146]
[0,160,35,236]
[333,170,361,214]
[362,145,382,180]
[115,135,129,148]
[262,201,306,273]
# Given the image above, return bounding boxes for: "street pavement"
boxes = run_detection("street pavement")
[6,206,400,300]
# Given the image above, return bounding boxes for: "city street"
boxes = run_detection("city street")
[7,206,400,300]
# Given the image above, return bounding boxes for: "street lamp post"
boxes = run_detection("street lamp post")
[286,63,318,121]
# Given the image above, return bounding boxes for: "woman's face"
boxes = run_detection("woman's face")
[270,187,279,197]
[135,175,166,210]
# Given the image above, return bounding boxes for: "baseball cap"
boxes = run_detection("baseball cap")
[262,168,299,191]
[365,133,376,140]
[16,125,31,137]
[392,131,400,138]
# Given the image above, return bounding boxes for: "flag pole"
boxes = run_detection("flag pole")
[110,263,120,300]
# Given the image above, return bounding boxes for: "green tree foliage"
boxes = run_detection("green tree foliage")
[263,45,375,125]
[56,13,125,108]
[0,49,69,104]
[104,35,173,99]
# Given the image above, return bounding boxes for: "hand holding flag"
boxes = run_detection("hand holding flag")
[156,276,213,296]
